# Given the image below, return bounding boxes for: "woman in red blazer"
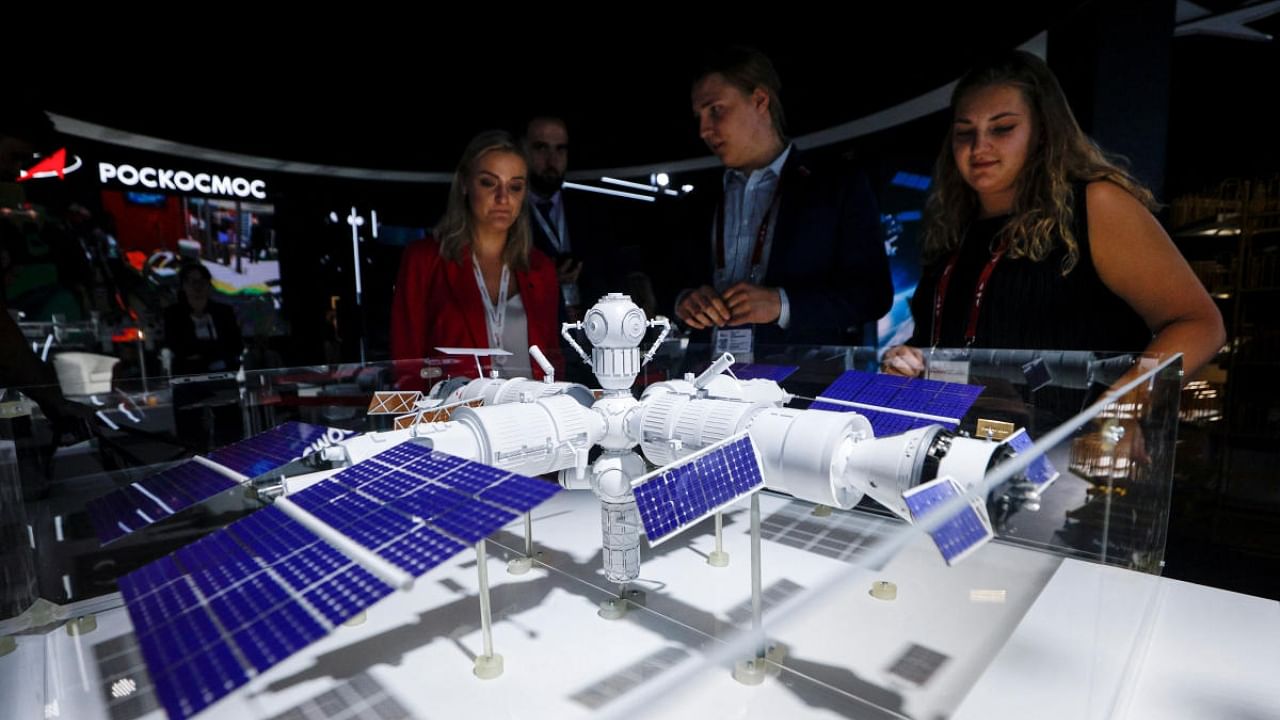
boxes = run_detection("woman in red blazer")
[391,131,560,385]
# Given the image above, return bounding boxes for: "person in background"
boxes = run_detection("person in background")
[163,262,243,375]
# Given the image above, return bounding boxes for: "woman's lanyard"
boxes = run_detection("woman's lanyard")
[471,254,510,348]
[932,239,1007,347]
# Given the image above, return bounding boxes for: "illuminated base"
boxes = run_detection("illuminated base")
[870,581,898,601]
[732,643,788,685]
[65,615,97,636]
[811,505,833,517]
[732,658,766,685]
[343,611,367,627]
[707,550,730,567]
[507,557,533,575]
[473,653,504,680]
[597,597,629,620]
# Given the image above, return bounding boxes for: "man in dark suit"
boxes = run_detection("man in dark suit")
[675,47,892,351]
[525,116,620,320]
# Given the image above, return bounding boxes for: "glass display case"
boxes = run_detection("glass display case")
[3,341,1258,720]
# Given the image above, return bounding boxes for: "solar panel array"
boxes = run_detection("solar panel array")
[87,422,341,546]
[810,370,985,436]
[633,434,765,545]
[902,476,993,566]
[118,441,560,718]
[731,363,799,383]
[1004,428,1061,488]
[207,421,331,479]
[118,506,393,720]
[292,442,557,574]
[88,460,241,545]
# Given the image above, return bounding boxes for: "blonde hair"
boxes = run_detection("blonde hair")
[436,130,532,270]
[923,51,1156,273]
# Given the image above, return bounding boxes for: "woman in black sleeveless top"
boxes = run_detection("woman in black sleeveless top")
[883,52,1223,378]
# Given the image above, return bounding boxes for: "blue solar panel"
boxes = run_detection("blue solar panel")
[234,599,330,673]
[736,363,799,382]
[119,506,395,720]
[116,441,565,720]
[708,362,799,382]
[903,477,993,566]
[229,506,321,564]
[818,370,877,400]
[364,524,466,577]
[388,483,470,522]
[634,434,765,545]
[307,493,383,530]
[433,465,505,495]
[307,442,557,552]
[860,410,935,437]
[150,640,246,720]
[408,452,470,478]
[477,475,561,512]
[302,564,393,625]
[328,460,395,490]
[207,421,331,479]
[316,497,469,577]
[117,554,182,601]
[88,460,240,545]
[289,477,355,512]
[722,437,764,496]
[272,543,352,592]
[354,471,430,502]
[208,574,292,633]
[1004,429,1060,487]
[135,601,223,669]
[429,501,517,545]
[374,441,436,466]
[812,370,985,436]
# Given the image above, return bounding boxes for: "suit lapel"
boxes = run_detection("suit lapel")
[765,149,808,286]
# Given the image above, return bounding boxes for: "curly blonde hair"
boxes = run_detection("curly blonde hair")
[922,51,1156,274]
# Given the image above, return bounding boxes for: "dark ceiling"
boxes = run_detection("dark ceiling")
[28,2,1280,190]
[38,6,1083,173]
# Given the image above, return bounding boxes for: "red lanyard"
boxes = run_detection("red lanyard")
[715,185,784,271]
[932,240,1007,347]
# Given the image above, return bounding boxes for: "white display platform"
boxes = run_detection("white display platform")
[3,490,1276,720]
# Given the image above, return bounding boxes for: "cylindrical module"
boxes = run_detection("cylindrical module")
[451,395,604,475]
[601,500,641,583]
[453,376,593,407]
[638,397,763,466]
[747,407,874,508]
[592,347,641,390]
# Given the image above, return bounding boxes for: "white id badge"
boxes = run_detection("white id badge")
[713,327,754,358]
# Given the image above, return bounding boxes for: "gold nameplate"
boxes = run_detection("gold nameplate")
[975,419,1015,441]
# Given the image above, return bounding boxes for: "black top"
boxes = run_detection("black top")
[162,300,244,376]
[909,184,1151,353]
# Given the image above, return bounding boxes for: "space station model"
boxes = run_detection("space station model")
[87,292,1057,719]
